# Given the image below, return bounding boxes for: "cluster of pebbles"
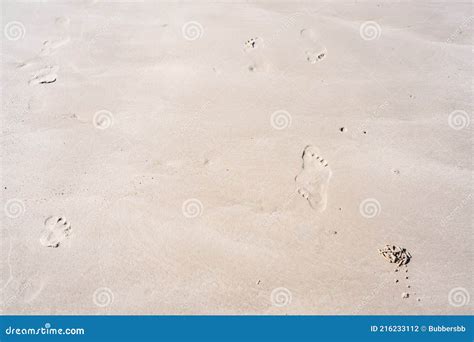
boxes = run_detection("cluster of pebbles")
[378,245,420,301]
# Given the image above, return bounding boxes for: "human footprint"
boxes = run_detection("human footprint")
[40,216,72,248]
[295,145,332,212]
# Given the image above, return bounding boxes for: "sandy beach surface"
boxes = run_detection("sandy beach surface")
[1,1,472,315]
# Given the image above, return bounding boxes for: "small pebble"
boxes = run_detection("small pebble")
[402,292,409,299]
[395,279,399,283]
[339,127,347,133]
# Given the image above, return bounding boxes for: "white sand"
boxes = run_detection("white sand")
[1,1,472,314]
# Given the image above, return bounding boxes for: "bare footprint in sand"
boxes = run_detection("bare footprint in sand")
[17,37,70,70]
[295,145,332,212]
[305,49,327,64]
[40,216,71,248]
[243,37,268,72]
[244,37,263,51]
[39,37,71,57]
[29,65,58,85]
[300,28,327,64]
[55,16,71,29]
[16,17,70,76]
